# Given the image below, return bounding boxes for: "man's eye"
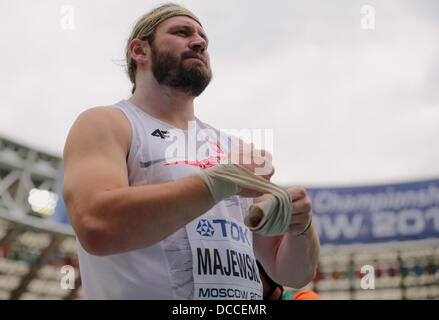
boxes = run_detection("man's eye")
[176,30,187,35]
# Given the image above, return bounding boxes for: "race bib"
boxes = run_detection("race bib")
[187,214,263,300]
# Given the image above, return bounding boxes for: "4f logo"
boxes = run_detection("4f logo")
[151,129,169,140]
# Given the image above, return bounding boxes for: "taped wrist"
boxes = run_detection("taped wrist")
[198,164,293,236]
[198,165,242,203]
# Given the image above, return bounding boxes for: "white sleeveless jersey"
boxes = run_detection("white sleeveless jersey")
[76,100,263,300]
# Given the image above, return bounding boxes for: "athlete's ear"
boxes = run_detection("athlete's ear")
[130,39,151,67]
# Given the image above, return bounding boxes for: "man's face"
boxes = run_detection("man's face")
[150,16,212,97]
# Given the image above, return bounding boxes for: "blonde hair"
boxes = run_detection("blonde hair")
[125,3,201,94]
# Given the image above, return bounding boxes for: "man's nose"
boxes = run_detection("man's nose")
[188,35,207,53]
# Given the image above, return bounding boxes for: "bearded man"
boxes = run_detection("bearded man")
[62,3,319,299]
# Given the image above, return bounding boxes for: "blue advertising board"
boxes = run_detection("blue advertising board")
[307,178,439,245]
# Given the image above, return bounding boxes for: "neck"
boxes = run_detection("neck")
[128,71,195,130]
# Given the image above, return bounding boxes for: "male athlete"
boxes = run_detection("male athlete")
[63,3,320,299]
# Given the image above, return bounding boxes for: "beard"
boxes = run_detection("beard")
[150,44,212,97]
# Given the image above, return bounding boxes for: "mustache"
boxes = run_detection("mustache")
[181,51,206,64]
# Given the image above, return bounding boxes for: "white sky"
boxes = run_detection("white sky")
[0,0,438,187]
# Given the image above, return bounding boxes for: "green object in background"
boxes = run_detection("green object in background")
[399,264,410,279]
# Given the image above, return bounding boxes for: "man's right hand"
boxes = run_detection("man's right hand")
[225,140,275,198]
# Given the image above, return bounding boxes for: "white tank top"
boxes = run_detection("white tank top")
[76,100,263,300]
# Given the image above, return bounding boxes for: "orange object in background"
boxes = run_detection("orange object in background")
[291,290,321,300]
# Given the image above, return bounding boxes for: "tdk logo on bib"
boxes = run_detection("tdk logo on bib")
[196,219,215,237]
[196,218,251,246]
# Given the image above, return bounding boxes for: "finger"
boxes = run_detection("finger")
[252,149,272,165]
[288,212,310,227]
[291,197,312,215]
[258,149,273,163]
[252,148,272,159]
[288,187,307,201]
[260,166,275,181]
[256,162,274,179]
[290,210,310,221]
[239,140,254,152]
[252,150,274,177]
[288,214,311,228]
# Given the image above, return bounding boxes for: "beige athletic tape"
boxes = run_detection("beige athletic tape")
[198,164,292,236]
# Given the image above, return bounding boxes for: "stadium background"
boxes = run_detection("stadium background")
[1,0,438,301]
[0,135,437,300]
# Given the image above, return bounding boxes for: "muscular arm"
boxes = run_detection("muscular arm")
[252,191,320,288]
[63,107,214,256]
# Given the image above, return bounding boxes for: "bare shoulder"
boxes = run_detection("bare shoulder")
[73,106,131,141]
[64,106,132,157]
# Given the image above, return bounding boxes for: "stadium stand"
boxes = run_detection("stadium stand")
[0,136,82,300]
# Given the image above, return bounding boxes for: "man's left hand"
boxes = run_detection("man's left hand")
[286,187,313,236]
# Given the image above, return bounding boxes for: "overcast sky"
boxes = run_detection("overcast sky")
[0,0,438,187]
